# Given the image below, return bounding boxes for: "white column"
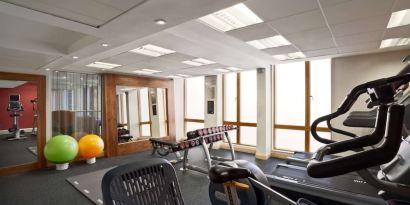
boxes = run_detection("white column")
[173,78,185,141]
[256,67,272,160]
[127,90,140,139]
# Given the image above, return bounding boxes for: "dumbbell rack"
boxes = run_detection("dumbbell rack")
[180,126,237,174]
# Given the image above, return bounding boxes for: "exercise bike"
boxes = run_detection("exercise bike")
[7,94,27,141]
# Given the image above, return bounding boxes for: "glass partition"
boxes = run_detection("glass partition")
[52,71,102,139]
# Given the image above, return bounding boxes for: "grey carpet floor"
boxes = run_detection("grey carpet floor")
[0,133,37,167]
[0,148,283,205]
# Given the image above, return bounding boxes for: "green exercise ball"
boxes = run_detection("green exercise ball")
[44,135,79,164]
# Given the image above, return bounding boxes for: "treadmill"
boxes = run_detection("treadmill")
[268,70,410,205]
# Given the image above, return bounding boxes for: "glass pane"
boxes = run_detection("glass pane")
[52,71,102,139]
[224,73,237,122]
[310,132,331,152]
[226,128,237,144]
[275,129,305,151]
[185,122,204,132]
[141,124,151,136]
[310,59,331,126]
[240,126,257,146]
[240,70,257,123]
[139,88,150,122]
[275,62,305,126]
[186,77,205,119]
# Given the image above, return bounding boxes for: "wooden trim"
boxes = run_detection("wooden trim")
[305,61,311,152]
[139,121,151,125]
[0,72,46,175]
[184,118,205,123]
[271,150,292,159]
[102,73,175,157]
[274,124,306,130]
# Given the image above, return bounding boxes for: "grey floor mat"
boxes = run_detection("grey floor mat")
[27,146,37,156]
[66,167,114,205]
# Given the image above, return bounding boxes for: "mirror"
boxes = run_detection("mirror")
[116,86,168,144]
[0,80,38,167]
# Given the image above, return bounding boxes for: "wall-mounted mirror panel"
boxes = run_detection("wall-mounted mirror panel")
[0,80,38,167]
[116,86,168,144]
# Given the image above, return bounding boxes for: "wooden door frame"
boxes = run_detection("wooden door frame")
[102,73,174,157]
[0,72,46,175]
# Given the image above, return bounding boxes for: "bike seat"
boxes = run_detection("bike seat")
[209,164,251,183]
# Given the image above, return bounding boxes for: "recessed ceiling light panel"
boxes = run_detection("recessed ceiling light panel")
[380,38,410,48]
[387,9,410,28]
[198,3,263,32]
[86,61,121,69]
[177,74,190,78]
[182,58,215,66]
[130,44,176,57]
[226,67,242,71]
[273,52,305,61]
[247,35,291,49]
[214,68,230,73]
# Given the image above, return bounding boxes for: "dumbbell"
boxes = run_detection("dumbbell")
[190,140,196,147]
[195,140,200,146]
[187,131,198,139]
[212,127,217,133]
[197,129,204,136]
[179,143,185,150]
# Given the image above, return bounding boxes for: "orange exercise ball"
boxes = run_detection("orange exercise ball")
[78,134,104,159]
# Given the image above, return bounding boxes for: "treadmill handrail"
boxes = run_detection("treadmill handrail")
[318,105,388,155]
[311,73,410,145]
[307,104,404,178]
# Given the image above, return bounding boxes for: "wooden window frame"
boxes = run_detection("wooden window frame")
[222,72,257,145]
[273,61,331,153]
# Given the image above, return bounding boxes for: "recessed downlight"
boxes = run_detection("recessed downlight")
[45,68,50,71]
[101,43,109,47]
[155,19,167,25]
[72,56,79,59]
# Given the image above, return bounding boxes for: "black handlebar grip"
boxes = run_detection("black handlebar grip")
[307,104,404,178]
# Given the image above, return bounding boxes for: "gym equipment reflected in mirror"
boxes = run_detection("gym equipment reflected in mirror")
[116,86,168,144]
[0,80,38,167]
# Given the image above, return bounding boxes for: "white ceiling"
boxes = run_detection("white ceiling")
[0,80,27,88]
[0,0,409,77]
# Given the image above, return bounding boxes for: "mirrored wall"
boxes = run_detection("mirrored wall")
[52,71,102,139]
[116,86,168,144]
[0,80,39,167]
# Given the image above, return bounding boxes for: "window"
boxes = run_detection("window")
[185,76,205,132]
[138,88,151,137]
[274,60,331,152]
[223,70,257,146]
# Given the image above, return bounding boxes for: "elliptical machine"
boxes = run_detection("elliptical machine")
[7,94,26,140]
[31,98,38,136]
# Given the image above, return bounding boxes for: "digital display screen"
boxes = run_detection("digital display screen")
[9,95,20,102]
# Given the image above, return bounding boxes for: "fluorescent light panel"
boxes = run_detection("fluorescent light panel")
[247,35,291,49]
[215,68,230,73]
[129,44,175,57]
[86,61,121,69]
[387,9,410,28]
[227,67,242,71]
[380,38,410,48]
[198,3,263,32]
[133,69,162,74]
[182,58,215,66]
[177,74,191,78]
[273,52,305,61]
[167,75,182,78]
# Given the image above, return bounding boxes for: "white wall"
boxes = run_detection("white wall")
[331,50,410,140]
[127,90,140,139]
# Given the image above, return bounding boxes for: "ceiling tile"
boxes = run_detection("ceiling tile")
[323,0,394,25]
[245,0,318,22]
[338,41,380,53]
[226,23,277,41]
[159,53,194,62]
[304,47,338,57]
[392,0,410,12]
[103,52,152,65]
[384,25,410,39]
[0,47,58,70]
[335,30,383,46]
[268,9,326,34]
[331,14,389,37]
[262,45,298,55]
[285,27,335,50]
[318,0,351,7]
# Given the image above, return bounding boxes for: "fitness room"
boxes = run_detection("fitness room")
[1,0,410,205]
